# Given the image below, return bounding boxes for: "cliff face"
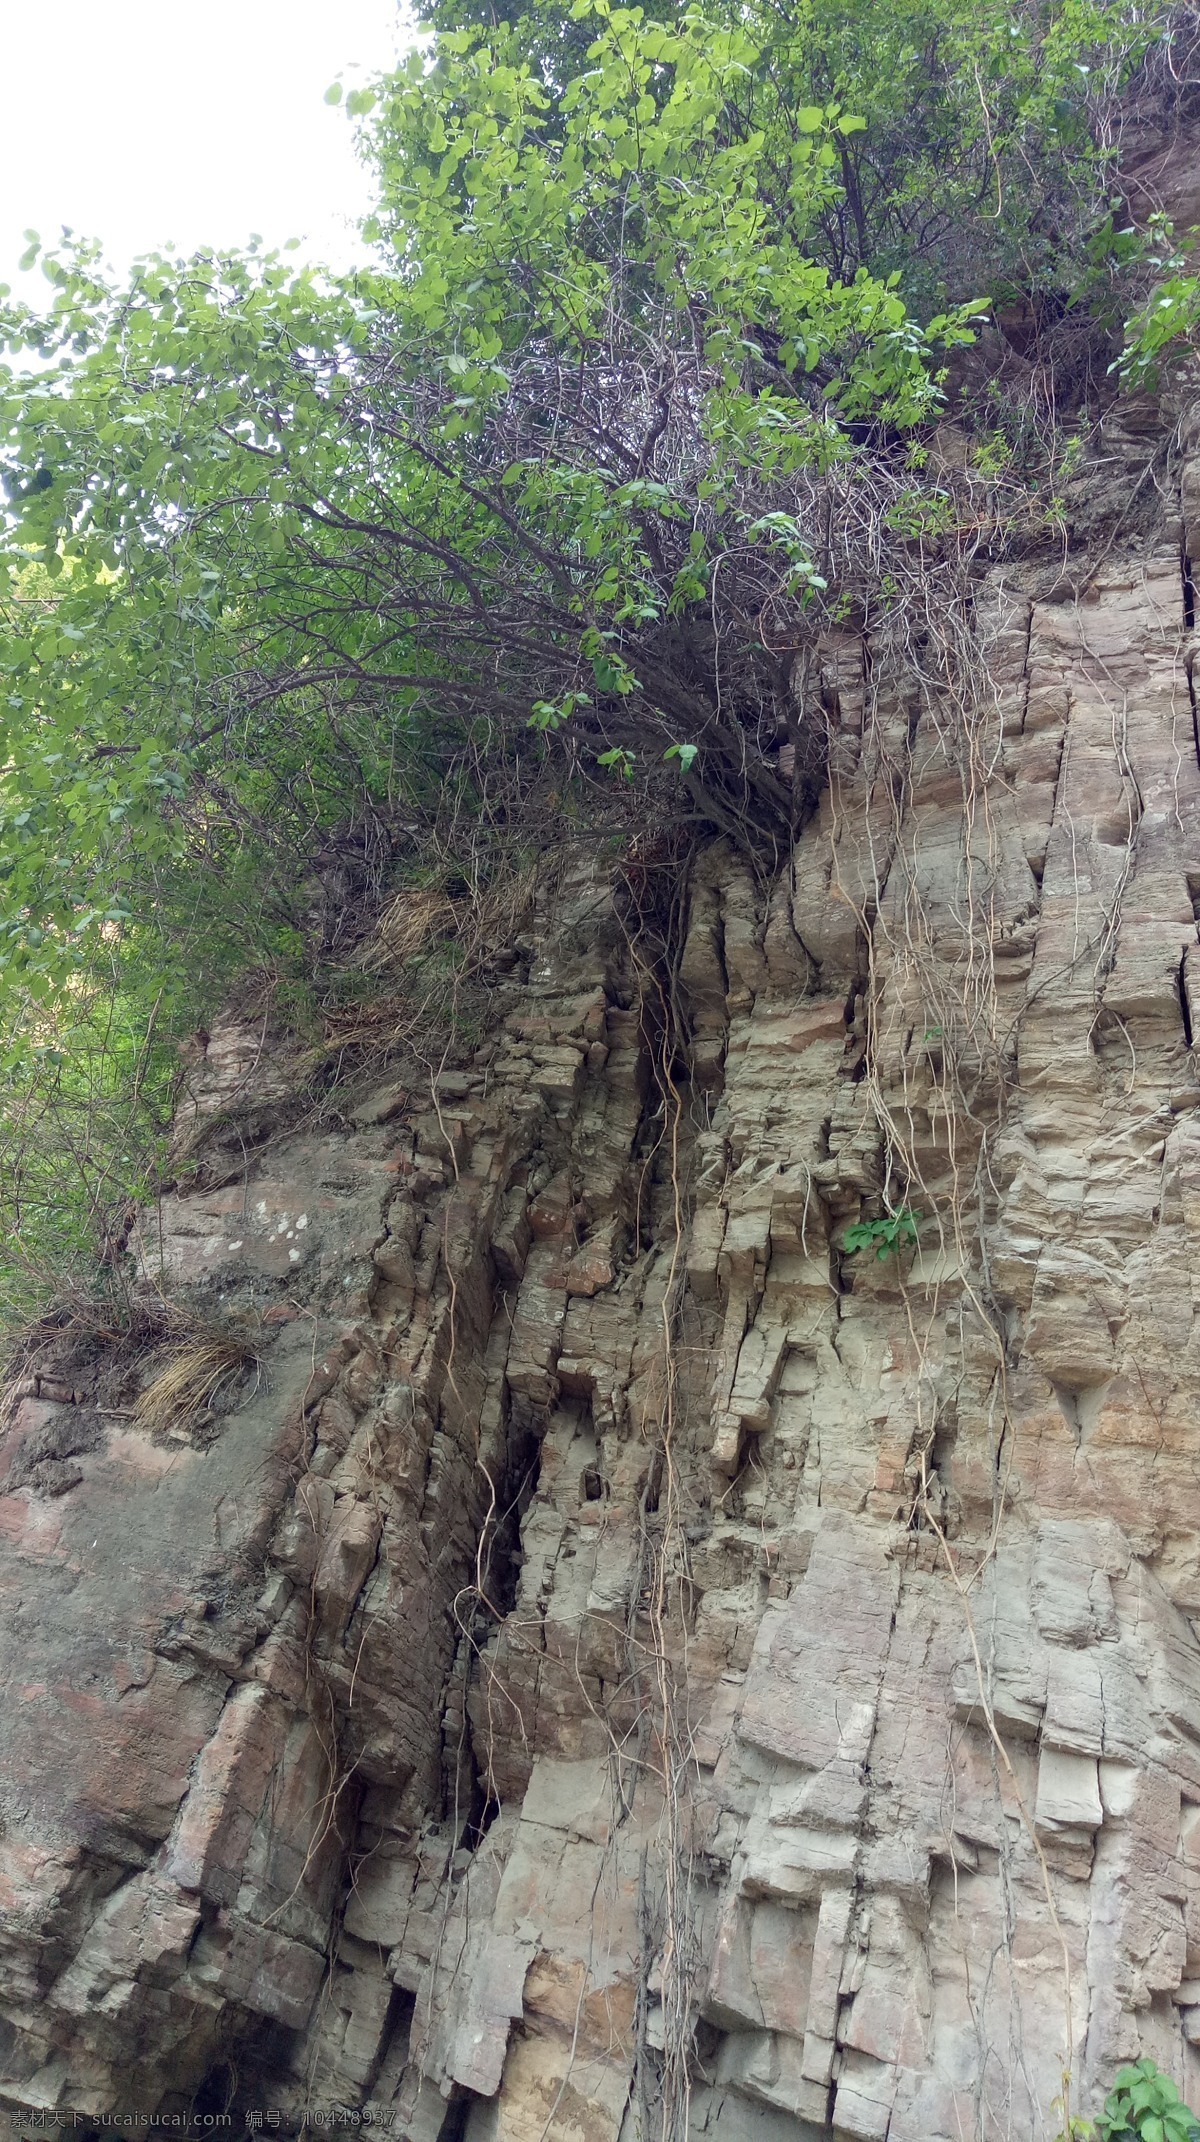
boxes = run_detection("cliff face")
[7,390,1200,2139]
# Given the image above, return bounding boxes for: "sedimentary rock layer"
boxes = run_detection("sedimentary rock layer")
[5,395,1200,2137]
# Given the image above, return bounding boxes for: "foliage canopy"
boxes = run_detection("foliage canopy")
[0,0,1192,1312]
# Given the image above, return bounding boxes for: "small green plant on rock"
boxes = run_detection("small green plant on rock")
[842,1206,923,1261]
[1060,2062,1200,2142]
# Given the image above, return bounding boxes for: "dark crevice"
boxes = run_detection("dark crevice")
[930,1407,959,1483]
[439,2090,480,2142]
[1181,952,1194,1050]
[460,1795,501,1855]
[379,1986,417,2085]
[482,1441,543,1617]
[1185,549,1200,772]
[190,2060,238,2115]
[1052,1381,1082,1442]
[358,1982,415,2101]
[188,2010,308,2116]
[639,1446,664,1516]
[1017,597,1034,735]
[1051,1379,1112,1446]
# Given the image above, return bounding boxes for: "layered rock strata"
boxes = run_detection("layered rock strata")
[6,399,1200,2138]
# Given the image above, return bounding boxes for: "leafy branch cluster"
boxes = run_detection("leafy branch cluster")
[0,0,1194,1309]
[1063,2061,1200,2142]
[842,1204,922,1259]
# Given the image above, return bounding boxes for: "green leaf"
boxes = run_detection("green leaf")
[597,746,636,780]
[842,1208,922,1260]
[664,741,699,772]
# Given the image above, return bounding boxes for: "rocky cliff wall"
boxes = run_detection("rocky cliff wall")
[5,392,1200,2138]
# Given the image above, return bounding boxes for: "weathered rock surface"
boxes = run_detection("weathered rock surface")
[10,397,1200,2137]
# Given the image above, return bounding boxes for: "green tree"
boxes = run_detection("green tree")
[0,0,1181,1308]
[0,3,991,996]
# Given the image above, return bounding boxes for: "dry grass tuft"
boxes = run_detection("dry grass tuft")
[1,1287,260,1445]
[359,885,459,972]
[308,863,541,1066]
[131,1334,257,1439]
[359,865,538,979]
[317,992,416,1057]
[0,1285,170,1433]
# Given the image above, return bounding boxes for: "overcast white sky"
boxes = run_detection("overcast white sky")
[0,0,405,296]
